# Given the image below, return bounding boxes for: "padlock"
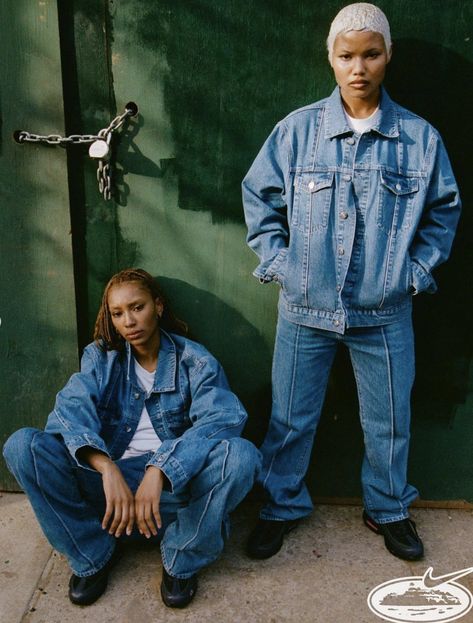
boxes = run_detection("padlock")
[88,139,110,160]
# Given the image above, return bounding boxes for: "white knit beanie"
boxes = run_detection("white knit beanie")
[327,3,391,62]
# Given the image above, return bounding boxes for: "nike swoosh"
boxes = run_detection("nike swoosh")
[423,566,473,588]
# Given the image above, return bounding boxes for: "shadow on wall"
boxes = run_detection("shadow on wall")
[385,39,472,422]
[156,277,273,444]
[115,0,333,223]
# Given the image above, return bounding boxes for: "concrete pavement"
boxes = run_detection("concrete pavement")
[1,492,473,623]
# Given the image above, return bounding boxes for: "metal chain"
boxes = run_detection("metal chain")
[17,106,136,146]
[16,103,138,201]
[16,131,99,145]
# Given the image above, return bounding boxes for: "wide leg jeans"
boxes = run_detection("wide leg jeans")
[3,429,260,579]
[259,313,419,524]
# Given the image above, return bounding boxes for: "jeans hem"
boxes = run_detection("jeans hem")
[366,511,410,524]
[160,542,197,580]
[260,511,311,522]
[70,543,116,578]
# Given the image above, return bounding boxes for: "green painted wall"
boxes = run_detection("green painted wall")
[70,0,472,501]
[0,0,78,489]
[1,0,471,500]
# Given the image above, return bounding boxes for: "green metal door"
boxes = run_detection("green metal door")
[0,1,79,488]
[2,0,472,501]
[67,0,472,503]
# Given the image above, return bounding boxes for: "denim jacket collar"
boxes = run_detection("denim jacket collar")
[125,329,177,392]
[324,86,400,139]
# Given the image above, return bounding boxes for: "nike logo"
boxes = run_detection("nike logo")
[422,566,473,588]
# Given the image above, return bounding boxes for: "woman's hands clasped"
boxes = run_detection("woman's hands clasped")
[78,448,165,538]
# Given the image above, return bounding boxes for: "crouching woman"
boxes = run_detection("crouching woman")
[3,268,261,608]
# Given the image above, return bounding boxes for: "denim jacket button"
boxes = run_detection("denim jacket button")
[338,247,345,255]
[333,319,340,327]
[346,137,355,145]
[134,392,140,400]
[339,211,348,220]
[126,426,132,432]
[308,180,315,190]
[343,174,351,182]
[336,285,341,292]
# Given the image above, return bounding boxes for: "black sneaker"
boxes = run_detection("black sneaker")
[68,547,122,606]
[363,511,424,560]
[160,568,197,608]
[246,518,299,559]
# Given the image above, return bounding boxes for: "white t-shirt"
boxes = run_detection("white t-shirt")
[345,107,380,134]
[121,359,162,459]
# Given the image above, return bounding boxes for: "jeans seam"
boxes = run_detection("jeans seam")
[166,440,230,575]
[262,324,301,490]
[31,432,103,574]
[380,326,396,501]
[349,353,376,512]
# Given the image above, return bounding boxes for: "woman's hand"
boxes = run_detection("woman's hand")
[77,447,135,537]
[134,466,164,538]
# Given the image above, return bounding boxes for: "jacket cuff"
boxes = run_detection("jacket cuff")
[253,247,288,284]
[147,443,188,493]
[63,433,111,471]
[411,260,438,295]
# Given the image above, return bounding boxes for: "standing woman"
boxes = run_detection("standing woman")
[3,268,261,608]
[243,3,460,561]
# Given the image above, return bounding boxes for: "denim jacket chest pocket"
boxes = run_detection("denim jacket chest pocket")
[292,171,335,232]
[377,170,420,236]
[158,393,192,439]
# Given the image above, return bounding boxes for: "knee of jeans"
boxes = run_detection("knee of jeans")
[2,427,42,475]
[225,438,262,484]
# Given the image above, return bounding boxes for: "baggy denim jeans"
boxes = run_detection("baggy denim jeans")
[259,313,419,524]
[3,429,260,578]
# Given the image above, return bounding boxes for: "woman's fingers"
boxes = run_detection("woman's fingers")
[136,499,160,537]
[152,499,162,531]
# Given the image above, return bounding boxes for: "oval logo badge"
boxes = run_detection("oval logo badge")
[368,567,473,623]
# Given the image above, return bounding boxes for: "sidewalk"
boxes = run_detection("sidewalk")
[1,492,472,623]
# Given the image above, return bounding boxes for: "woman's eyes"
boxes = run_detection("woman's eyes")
[111,304,144,318]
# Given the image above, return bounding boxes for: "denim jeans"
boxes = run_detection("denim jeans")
[3,429,260,578]
[259,314,419,524]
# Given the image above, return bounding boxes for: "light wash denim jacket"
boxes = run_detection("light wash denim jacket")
[45,330,248,492]
[242,87,461,333]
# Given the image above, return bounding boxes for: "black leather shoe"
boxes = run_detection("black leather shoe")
[246,518,299,559]
[363,511,424,560]
[160,568,198,608]
[68,548,121,606]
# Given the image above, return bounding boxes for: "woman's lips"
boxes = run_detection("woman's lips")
[126,330,143,340]
[349,80,369,88]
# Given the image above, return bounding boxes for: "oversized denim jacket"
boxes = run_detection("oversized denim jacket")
[45,330,247,492]
[242,87,461,333]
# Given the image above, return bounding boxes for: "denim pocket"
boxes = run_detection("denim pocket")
[377,170,419,236]
[293,171,334,231]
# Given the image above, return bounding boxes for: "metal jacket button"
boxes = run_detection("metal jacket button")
[134,392,140,400]
[343,174,351,182]
[346,137,355,145]
[339,211,348,220]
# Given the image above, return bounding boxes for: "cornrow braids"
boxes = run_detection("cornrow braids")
[93,268,188,351]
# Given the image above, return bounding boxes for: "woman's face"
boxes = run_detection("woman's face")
[331,30,391,108]
[107,281,163,350]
